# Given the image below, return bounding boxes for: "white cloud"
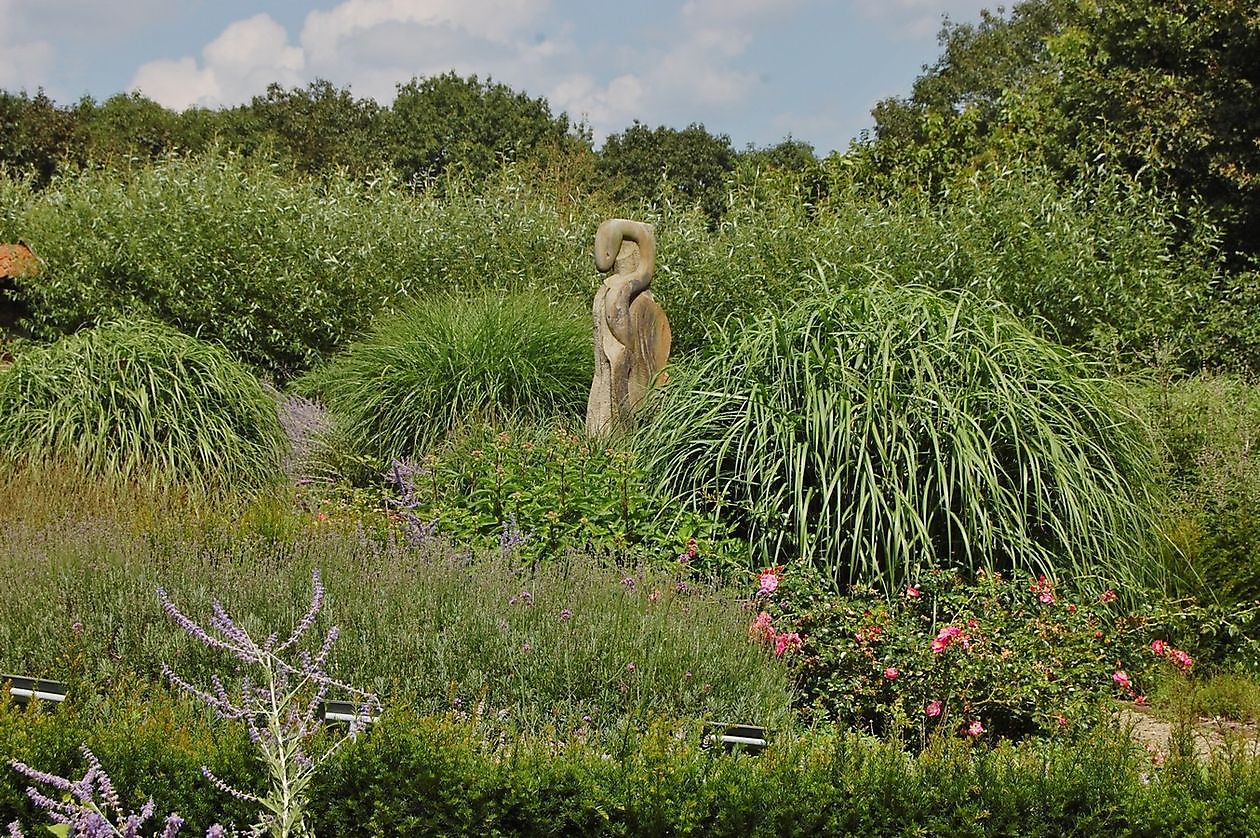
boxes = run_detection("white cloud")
[130,58,220,111]
[849,0,991,40]
[0,0,54,90]
[301,0,548,65]
[130,14,304,109]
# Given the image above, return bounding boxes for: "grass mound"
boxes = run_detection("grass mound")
[637,284,1161,594]
[297,291,591,461]
[0,319,284,490]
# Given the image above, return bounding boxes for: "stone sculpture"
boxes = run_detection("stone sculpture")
[586,219,671,436]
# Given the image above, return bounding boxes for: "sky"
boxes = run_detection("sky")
[0,0,995,155]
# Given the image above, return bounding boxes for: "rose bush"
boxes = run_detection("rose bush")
[749,564,1160,741]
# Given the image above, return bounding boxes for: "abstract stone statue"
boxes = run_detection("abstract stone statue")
[586,219,671,436]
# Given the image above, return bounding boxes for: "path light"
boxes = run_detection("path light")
[2,674,67,706]
[703,722,769,755]
[319,698,381,727]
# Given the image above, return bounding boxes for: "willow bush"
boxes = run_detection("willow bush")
[296,291,591,461]
[637,284,1163,595]
[0,319,284,490]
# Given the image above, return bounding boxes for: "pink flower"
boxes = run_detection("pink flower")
[925,700,943,718]
[1056,715,1067,728]
[967,719,985,736]
[749,611,774,641]
[1151,640,1167,656]
[559,608,573,622]
[1171,650,1193,671]
[648,590,661,603]
[883,666,899,680]
[621,576,636,591]
[1150,749,1166,767]
[756,568,781,597]
[1100,589,1117,603]
[773,632,803,657]
[905,585,922,599]
[625,662,637,673]
[930,625,969,653]
[1112,670,1132,690]
[1030,575,1055,604]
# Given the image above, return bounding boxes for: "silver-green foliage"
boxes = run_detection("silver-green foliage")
[637,284,1162,594]
[0,319,285,489]
[298,291,592,460]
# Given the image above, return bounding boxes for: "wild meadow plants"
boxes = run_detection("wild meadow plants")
[0,320,285,492]
[638,283,1162,596]
[0,491,793,733]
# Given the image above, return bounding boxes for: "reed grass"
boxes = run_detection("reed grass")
[0,319,285,491]
[297,291,592,460]
[637,284,1163,595]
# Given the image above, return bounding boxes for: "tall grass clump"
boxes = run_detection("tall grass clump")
[637,284,1162,595]
[298,291,591,461]
[0,319,284,490]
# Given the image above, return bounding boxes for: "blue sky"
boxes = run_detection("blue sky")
[0,0,993,154]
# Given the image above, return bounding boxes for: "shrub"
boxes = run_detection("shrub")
[0,319,284,490]
[7,698,1260,836]
[296,291,591,461]
[637,284,1162,595]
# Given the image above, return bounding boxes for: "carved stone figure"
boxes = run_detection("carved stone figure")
[586,219,671,436]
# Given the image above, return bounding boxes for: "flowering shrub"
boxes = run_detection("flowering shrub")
[754,564,1157,741]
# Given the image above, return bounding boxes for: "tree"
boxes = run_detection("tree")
[856,0,1260,260]
[240,80,387,176]
[388,72,580,185]
[597,121,736,221]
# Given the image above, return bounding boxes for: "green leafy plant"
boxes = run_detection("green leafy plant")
[637,284,1162,594]
[296,292,591,461]
[0,319,285,490]
[380,422,745,572]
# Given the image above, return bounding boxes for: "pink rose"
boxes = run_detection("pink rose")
[905,585,922,599]
[967,719,985,736]
[925,700,942,718]
[1112,670,1132,690]
[1151,640,1167,656]
[883,666,899,680]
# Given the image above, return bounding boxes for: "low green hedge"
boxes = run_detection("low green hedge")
[3,695,1259,836]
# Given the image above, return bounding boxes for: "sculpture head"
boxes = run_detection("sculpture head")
[593,219,655,275]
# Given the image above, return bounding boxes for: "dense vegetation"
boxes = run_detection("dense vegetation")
[1,0,1259,833]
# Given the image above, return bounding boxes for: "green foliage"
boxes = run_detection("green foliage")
[598,122,736,222]
[860,0,1260,265]
[0,319,284,490]
[6,152,425,378]
[372,422,745,572]
[234,80,388,177]
[760,564,1141,740]
[637,284,1162,594]
[1131,373,1260,603]
[297,292,592,461]
[0,687,263,834]
[388,72,584,185]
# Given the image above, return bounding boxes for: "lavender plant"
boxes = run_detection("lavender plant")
[8,745,200,837]
[158,570,379,838]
